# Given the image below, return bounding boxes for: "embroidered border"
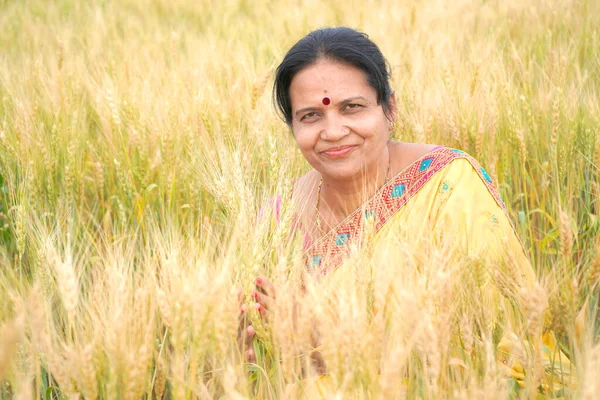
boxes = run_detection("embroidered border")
[303,147,508,277]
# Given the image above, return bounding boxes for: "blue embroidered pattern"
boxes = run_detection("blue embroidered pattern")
[481,168,492,182]
[489,213,500,232]
[365,209,376,219]
[419,158,433,171]
[308,256,322,268]
[336,233,350,245]
[391,184,406,198]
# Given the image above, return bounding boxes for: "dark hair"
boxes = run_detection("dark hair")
[273,27,393,125]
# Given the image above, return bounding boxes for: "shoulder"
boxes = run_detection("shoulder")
[291,169,319,199]
[437,149,495,183]
[289,169,320,220]
[392,143,490,176]
[390,143,498,192]
[429,149,505,211]
[287,170,320,236]
[390,141,441,158]
[388,142,442,175]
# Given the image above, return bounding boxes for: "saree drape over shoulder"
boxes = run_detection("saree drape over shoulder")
[293,147,575,394]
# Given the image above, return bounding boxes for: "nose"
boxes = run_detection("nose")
[320,113,350,141]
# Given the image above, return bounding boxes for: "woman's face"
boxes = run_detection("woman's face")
[289,59,395,181]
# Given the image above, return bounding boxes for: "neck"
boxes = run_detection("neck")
[319,143,390,222]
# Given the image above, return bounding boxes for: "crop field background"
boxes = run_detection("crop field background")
[0,0,599,398]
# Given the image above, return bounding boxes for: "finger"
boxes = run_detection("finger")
[237,305,249,347]
[246,348,256,364]
[238,304,249,325]
[252,290,273,310]
[256,276,276,299]
[311,350,327,375]
[255,302,269,320]
[246,324,255,344]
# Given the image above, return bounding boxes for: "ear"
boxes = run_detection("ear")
[387,91,397,124]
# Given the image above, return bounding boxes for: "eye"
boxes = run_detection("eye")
[300,112,318,121]
[343,103,362,111]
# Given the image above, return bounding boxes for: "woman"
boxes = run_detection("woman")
[240,27,574,395]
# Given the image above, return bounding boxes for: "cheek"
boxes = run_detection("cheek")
[351,113,387,140]
[293,127,324,168]
[293,126,317,152]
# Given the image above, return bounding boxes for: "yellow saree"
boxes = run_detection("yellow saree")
[299,146,574,395]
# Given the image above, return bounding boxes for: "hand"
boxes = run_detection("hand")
[252,275,276,321]
[239,276,327,374]
[238,301,257,363]
[237,276,276,364]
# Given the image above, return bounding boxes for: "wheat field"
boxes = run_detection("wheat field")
[0,0,599,398]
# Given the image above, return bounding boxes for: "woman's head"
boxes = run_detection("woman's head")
[273,27,396,181]
[274,27,394,125]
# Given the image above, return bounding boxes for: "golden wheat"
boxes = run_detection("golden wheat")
[0,0,598,398]
[559,210,574,258]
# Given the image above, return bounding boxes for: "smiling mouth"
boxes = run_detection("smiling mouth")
[321,145,357,158]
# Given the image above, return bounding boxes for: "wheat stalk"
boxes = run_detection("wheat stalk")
[0,318,23,382]
[515,128,527,164]
[0,1,597,398]
[559,210,573,258]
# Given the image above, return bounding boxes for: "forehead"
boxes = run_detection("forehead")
[289,60,375,108]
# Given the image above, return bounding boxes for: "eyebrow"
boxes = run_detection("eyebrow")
[294,96,368,117]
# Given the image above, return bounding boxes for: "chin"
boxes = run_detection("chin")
[322,163,364,180]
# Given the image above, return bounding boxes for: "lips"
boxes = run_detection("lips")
[321,145,357,158]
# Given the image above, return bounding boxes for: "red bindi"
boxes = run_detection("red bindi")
[322,97,331,105]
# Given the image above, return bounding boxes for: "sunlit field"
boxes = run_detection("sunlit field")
[1,0,599,398]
